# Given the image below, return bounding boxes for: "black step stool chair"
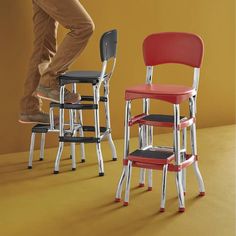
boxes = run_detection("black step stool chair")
[28,30,117,175]
[54,29,118,176]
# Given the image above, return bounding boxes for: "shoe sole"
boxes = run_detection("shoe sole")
[18,119,50,125]
[36,92,79,104]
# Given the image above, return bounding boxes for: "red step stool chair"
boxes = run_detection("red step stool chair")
[115,32,205,212]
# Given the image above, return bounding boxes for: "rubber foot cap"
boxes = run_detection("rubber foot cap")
[28,166,32,169]
[115,198,121,202]
[139,183,145,187]
[99,172,104,177]
[148,187,152,191]
[179,208,185,213]
[112,158,117,161]
[70,155,72,159]
[199,192,205,196]
[72,168,76,171]
[160,208,165,212]
[54,170,59,174]
[123,202,129,206]
[39,158,44,161]
[81,159,86,163]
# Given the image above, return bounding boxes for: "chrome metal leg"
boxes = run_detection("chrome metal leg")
[182,127,187,194]
[139,168,146,187]
[54,85,65,174]
[148,125,153,147]
[28,132,36,169]
[138,125,146,187]
[138,125,144,149]
[115,101,131,202]
[54,142,64,174]
[115,167,126,202]
[39,133,46,161]
[94,86,104,176]
[104,83,117,161]
[78,110,86,162]
[190,97,205,195]
[71,142,76,171]
[147,169,153,191]
[176,171,185,211]
[174,104,185,211]
[147,125,153,190]
[95,143,104,176]
[124,160,132,206]
[139,98,151,187]
[49,107,54,130]
[107,133,117,161]
[193,160,205,195]
[69,109,76,171]
[160,164,168,212]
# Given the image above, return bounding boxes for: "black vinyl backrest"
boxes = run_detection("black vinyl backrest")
[100,29,117,61]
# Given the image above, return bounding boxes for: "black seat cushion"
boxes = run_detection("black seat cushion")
[59,71,107,86]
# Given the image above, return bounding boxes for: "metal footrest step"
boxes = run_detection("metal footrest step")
[129,114,187,127]
[50,102,97,110]
[59,136,100,143]
[128,148,175,165]
[82,126,107,133]
[60,103,98,110]
[81,96,107,102]
[32,124,50,133]
[142,114,185,122]
[50,96,107,108]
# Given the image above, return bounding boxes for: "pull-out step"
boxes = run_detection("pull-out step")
[32,124,50,133]
[59,136,100,143]
[50,102,97,110]
[141,114,185,122]
[128,148,175,165]
[60,103,98,110]
[129,114,191,128]
[80,96,107,102]
[82,126,107,133]
[50,96,107,108]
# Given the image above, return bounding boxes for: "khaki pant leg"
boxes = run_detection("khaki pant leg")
[34,0,95,86]
[20,0,58,114]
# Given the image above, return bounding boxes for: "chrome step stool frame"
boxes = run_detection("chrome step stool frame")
[115,32,205,212]
[54,29,118,176]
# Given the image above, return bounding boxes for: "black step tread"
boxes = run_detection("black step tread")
[32,124,50,133]
[80,96,107,102]
[50,96,107,108]
[141,114,186,123]
[59,136,100,143]
[82,126,107,133]
[129,149,173,160]
[60,103,98,110]
[59,71,107,86]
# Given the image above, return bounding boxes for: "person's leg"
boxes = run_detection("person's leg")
[19,0,59,123]
[35,0,95,103]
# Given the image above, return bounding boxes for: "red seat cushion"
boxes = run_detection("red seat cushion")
[125,84,196,104]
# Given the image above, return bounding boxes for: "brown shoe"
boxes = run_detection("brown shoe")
[19,111,59,125]
[35,81,80,104]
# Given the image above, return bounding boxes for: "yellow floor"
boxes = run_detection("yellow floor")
[0,125,235,236]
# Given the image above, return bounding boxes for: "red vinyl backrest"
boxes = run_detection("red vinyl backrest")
[143,32,204,68]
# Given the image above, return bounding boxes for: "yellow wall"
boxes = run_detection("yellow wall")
[0,0,235,154]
